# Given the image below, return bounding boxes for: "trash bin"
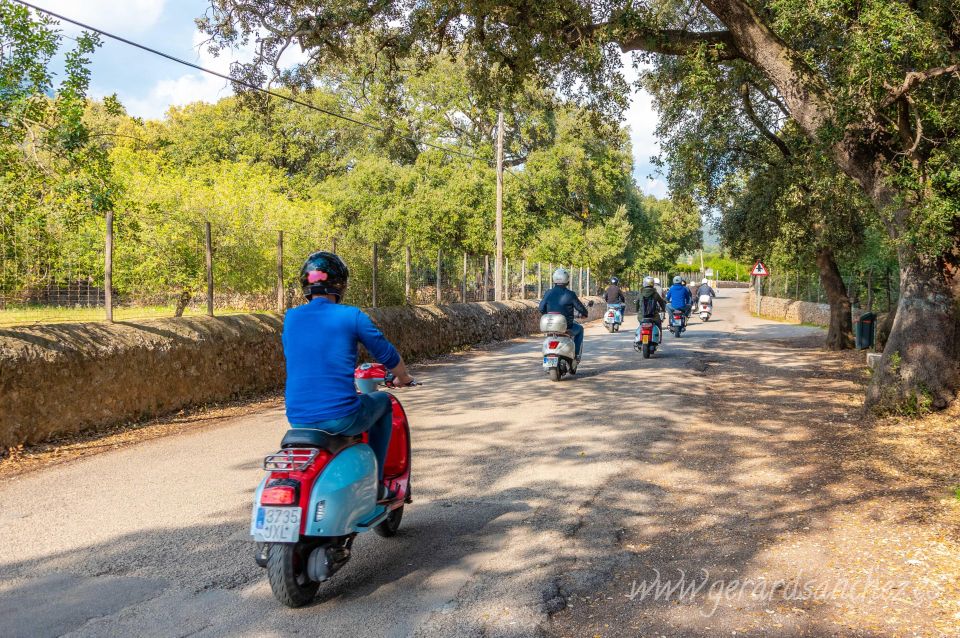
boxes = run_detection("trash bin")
[855,312,877,350]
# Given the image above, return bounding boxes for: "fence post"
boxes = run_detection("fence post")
[586,267,590,296]
[331,237,337,253]
[104,209,114,322]
[462,252,467,303]
[436,247,442,305]
[521,259,526,300]
[276,230,284,312]
[537,262,542,298]
[866,268,874,312]
[404,246,411,303]
[372,243,379,308]
[204,221,214,317]
[484,255,490,301]
[505,257,510,300]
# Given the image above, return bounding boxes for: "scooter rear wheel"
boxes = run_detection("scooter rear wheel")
[641,343,651,359]
[267,542,320,608]
[548,367,561,382]
[374,505,404,537]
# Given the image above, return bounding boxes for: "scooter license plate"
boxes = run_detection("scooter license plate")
[642,334,650,344]
[543,356,559,368]
[251,506,301,543]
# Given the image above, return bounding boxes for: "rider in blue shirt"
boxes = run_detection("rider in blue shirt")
[282,252,414,498]
[664,275,693,317]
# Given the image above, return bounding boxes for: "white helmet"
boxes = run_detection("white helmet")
[673,275,682,284]
[653,277,661,286]
[701,278,708,285]
[642,276,654,287]
[552,267,570,285]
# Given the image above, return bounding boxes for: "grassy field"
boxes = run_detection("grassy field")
[0,305,265,327]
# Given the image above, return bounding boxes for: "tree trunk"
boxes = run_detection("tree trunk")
[817,248,854,351]
[174,289,192,318]
[866,250,960,412]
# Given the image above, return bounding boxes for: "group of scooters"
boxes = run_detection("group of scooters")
[540,280,715,379]
[630,292,714,358]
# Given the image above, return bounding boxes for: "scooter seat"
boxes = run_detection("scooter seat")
[281,429,362,455]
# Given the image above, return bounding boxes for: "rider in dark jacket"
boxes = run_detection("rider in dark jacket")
[602,277,626,305]
[539,268,589,359]
[636,277,665,330]
[695,279,717,299]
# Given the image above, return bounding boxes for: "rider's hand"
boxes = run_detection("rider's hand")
[390,373,415,387]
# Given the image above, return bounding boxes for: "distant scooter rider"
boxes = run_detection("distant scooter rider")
[665,276,693,320]
[695,278,717,300]
[636,276,665,331]
[539,268,590,361]
[602,276,626,306]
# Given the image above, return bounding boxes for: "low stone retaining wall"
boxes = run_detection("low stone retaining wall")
[748,289,831,326]
[0,298,604,448]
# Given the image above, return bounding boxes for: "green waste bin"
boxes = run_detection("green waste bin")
[855,312,876,350]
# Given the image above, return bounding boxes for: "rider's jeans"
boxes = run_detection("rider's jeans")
[292,392,393,481]
[570,323,584,358]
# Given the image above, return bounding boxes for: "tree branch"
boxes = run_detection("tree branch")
[615,26,741,60]
[881,62,960,108]
[739,83,791,159]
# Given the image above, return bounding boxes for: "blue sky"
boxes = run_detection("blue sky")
[30,0,667,197]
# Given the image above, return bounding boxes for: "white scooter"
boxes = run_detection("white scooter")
[603,303,624,332]
[698,294,713,322]
[541,306,590,382]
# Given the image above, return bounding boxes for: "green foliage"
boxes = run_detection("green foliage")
[0,14,694,310]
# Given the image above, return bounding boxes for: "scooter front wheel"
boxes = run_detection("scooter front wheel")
[375,505,404,537]
[267,542,320,608]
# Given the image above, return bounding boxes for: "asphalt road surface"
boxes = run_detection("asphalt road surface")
[0,288,821,637]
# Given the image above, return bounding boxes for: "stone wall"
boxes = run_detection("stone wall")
[0,298,604,448]
[747,289,831,326]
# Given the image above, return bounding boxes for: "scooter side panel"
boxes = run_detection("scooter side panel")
[304,445,379,537]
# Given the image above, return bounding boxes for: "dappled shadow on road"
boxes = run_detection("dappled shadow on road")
[546,324,953,637]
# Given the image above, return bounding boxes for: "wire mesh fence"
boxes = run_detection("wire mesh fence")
[760,269,900,312]
[1,212,604,326]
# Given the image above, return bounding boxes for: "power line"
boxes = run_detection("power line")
[14,0,490,163]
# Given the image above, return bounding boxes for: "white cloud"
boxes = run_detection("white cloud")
[120,29,310,120]
[33,0,166,34]
[119,30,233,119]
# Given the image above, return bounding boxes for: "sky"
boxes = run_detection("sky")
[29,0,668,198]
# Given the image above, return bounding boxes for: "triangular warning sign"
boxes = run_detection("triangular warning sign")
[751,261,769,277]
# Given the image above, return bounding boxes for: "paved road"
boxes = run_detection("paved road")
[0,289,821,637]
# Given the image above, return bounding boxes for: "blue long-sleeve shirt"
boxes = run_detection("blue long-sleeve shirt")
[665,283,692,308]
[282,297,401,423]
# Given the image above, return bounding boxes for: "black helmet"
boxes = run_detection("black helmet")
[610,276,620,285]
[300,251,349,301]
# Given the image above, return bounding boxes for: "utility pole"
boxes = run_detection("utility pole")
[494,110,505,301]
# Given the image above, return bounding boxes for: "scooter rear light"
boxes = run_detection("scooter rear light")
[548,340,560,349]
[640,325,652,335]
[261,483,299,505]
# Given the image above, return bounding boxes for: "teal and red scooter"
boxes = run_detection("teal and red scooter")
[250,363,413,607]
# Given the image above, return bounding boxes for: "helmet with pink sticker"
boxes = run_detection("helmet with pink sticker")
[299,251,349,301]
